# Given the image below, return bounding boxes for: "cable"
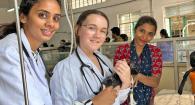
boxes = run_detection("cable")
[63,0,74,55]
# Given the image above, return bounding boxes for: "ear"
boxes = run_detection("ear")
[74,25,79,36]
[20,13,27,23]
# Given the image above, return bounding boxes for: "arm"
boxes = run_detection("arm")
[134,47,162,88]
[0,47,24,105]
[113,44,132,104]
[0,46,44,105]
[50,60,77,105]
[92,86,118,105]
[74,86,118,105]
[134,73,161,88]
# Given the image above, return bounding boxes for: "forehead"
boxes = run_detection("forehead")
[83,14,108,28]
[30,0,61,13]
[138,23,155,32]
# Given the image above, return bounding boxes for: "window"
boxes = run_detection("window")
[71,0,106,9]
[165,1,195,37]
[118,12,140,40]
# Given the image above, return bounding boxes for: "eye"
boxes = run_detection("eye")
[148,32,155,36]
[88,25,96,31]
[101,30,107,35]
[140,29,145,33]
[38,12,48,19]
[53,15,61,22]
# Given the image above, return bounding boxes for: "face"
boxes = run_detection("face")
[134,23,155,48]
[76,14,108,52]
[20,0,61,46]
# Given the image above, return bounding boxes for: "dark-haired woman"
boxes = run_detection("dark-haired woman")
[0,0,61,104]
[114,16,162,105]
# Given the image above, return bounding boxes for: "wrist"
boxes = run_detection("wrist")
[121,81,131,89]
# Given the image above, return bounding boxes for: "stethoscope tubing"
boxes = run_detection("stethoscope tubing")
[75,48,112,95]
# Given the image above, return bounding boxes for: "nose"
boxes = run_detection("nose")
[45,18,55,28]
[94,30,102,38]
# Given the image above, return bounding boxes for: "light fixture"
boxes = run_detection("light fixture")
[7,8,15,12]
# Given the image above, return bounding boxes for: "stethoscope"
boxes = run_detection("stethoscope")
[75,48,113,95]
[22,43,53,77]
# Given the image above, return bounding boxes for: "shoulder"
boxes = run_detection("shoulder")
[52,53,80,76]
[0,33,18,53]
[0,34,19,60]
[116,43,130,49]
[115,43,130,54]
[116,43,130,53]
[149,44,162,54]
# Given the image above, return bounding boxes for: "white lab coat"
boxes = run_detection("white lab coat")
[50,47,129,105]
[0,29,52,105]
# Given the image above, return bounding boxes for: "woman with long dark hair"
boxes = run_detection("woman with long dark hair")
[114,16,162,105]
[0,0,61,104]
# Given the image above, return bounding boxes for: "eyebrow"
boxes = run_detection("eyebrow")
[88,24,108,30]
[139,27,154,33]
[37,9,61,16]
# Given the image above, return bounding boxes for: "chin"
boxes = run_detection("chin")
[42,37,52,42]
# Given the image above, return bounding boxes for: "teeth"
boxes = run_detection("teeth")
[42,29,52,35]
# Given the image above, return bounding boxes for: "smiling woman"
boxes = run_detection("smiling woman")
[0,0,61,105]
[114,16,162,105]
[50,9,132,105]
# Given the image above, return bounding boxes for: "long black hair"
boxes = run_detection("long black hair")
[0,0,61,39]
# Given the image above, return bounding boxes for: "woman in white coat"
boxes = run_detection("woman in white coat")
[0,0,61,105]
[50,9,132,105]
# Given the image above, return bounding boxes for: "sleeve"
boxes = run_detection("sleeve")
[113,88,130,104]
[50,59,77,105]
[113,44,130,66]
[0,47,25,105]
[151,47,163,77]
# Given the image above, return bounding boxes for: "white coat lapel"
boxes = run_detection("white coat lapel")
[21,29,47,86]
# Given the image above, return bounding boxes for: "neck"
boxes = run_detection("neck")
[134,40,144,56]
[79,45,94,58]
[26,35,41,52]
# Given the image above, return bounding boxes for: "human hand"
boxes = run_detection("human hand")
[114,59,132,89]
[92,86,117,105]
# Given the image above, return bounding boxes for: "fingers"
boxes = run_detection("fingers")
[115,60,129,70]
[114,59,132,89]
[114,60,130,75]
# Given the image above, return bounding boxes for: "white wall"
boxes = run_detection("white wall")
[0,8,15,24]
[0,0,193,46]
[52,0,193,46]
[50,0,151,46]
